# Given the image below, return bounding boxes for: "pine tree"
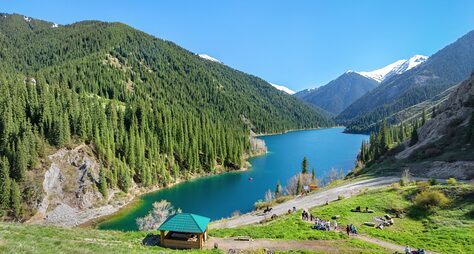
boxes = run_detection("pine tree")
[296,175,302,195]
[10,180,21,219]
[410,128,419,146]
[301,157,308,174]
[311,168,316,184]
[99,169,108,200]
[275,181,281,198]
[0,157,11,213]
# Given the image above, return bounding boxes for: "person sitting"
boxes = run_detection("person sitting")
[352,225,358,234]
[405,245,411,254]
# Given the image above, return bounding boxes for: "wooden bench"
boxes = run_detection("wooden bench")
[234,236,252,241]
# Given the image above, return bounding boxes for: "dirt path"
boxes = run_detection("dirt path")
[211,177,402,229]
[206,237,348,253]
[206,235,436,254]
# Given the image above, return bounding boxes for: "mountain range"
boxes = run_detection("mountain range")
[338,30,474,133]
[295,55,427,115]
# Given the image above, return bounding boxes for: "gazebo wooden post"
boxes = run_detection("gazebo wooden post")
[198,233,203,248]
[205,226,209,241]
[160,230,165,246]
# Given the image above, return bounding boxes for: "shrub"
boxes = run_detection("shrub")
[416,181,430,191]
[337,195,345,200]
[447,177,457,185]
[428,178,438,186]
[391,182,401,190]
[400,169,411,186]
[136,200,181,231]
[414,190,449,210]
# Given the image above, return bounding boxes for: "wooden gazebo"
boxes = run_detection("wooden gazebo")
[158,213,211,249]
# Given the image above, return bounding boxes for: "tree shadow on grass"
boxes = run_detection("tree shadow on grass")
[406,204,430,220]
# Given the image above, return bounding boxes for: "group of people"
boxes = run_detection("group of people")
[313,217,336,231]
[405,245,425,254]
[345,224,357,235]
[301,210,338,231]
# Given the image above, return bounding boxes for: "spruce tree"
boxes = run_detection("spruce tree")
[296,175,302,195]
[410,128,419,146]
[301,156,308,174]
[275,181,281,197]
[10,180,21,219]
[99,169,108,200]
[0,157,11,212]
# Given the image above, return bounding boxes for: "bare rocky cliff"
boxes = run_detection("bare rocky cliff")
[394,72,474,179]
[27,145,131,227]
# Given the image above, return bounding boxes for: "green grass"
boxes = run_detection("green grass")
[211,183,473,254]
[0,223,219,254]
[308,184,474,254]
[210,209,389,253]
[211,212,346,240]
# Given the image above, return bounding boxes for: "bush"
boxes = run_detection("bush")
[416,181,430,191]
[337,195,345,200]
[428,178,438,186]
[414,190,449,210]
[447,177,457,185]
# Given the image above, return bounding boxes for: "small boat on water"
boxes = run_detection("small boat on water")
[248,177,253,181]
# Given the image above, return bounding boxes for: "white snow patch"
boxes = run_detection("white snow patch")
[357,55,428,82]
[270,83,295,95]
[198,54,222,63]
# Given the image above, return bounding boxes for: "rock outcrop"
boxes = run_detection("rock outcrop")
[28,144,125,227]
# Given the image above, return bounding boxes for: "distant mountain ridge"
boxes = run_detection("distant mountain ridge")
[295,72,378,114]
[339,30,474,133]
[294,55,426,115]
[357,55,428,82]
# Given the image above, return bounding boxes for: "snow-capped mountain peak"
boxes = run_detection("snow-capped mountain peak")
[198,54,222,63]
[357,55,428,83]
[270,83,295,95]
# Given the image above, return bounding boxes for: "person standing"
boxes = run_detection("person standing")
[346,225,350,236]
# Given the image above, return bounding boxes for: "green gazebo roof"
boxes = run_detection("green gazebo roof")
[158,213,210,233]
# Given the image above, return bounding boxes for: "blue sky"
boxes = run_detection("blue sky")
[1,1,473,91]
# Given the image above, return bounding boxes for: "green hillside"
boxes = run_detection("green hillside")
[0,13,332,220]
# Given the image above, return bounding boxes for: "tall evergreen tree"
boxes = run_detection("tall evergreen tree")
[275,181,281,198]
[10,180,21,219]
[0,157,11,213]
[296,175,302,195]
[301,157,309,174]
[410,128,419,146]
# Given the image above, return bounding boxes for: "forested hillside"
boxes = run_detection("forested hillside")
[338,30,474,133]
[351,73,474,179]
[0,13,332,220]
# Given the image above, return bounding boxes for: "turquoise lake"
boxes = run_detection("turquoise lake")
[98,128,368,231]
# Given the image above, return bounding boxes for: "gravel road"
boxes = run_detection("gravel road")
[211,177,402,229]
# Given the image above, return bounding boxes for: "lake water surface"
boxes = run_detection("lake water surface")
[98,128,368,231]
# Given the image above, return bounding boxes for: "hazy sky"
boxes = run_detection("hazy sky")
[1,0,473,91]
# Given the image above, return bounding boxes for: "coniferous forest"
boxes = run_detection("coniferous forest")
[0,14,333,218]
